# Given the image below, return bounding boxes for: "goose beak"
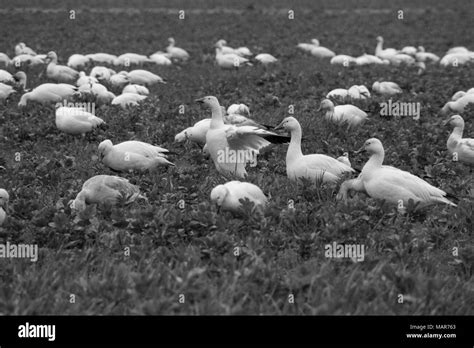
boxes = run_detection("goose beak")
[273,121,284,131]
[354,145,366,154]
[195,98,205,104]
[441,118,450,127]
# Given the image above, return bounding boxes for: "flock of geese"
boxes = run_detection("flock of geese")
[0,36,473,225]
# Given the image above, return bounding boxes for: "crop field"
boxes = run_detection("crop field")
[0,0,473,315]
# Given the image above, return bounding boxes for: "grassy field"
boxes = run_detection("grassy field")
[0,0,473,315]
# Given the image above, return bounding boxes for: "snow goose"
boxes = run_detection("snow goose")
[0,53,10,68]
[415,47,440,63]
[330,55,356,66]
[10,54,45,70]
[166,38,190,61]
[149,52,172,65]
[227,103,250,116]
[440,93,474,115]
[98,139,174,172]
[114,53,152,66]
[337,152,351,167]
[451,91,467,101]
[111,93,147,108]
[355,54,389,66]
[297,39,320,53]
[348,85,371,100]
[0,189,9,226]
[235,46,253,57]
[0,69,13,83]
[67,54,89,70]
[86,53,117,65]
[351,138,457,208]
[318,99,368,128]
[55,106,105,135]
[90,66,116,82]
[18,83,78,107]
[76,72,98,87]
[326,88,349,100]
[126,69,165,85]
[310,44,335,58]
[446,47,470,55]
[15,42,36,56]
[375,36,399,59]
[215,40,237,55]
[46,51,79,83]
[13,71,27,90]
[196,96,288,178]
[255,53,278,64]
[440,52,474,67]
[0,83,16,101]
[215,46,251,69]
[211,181,267,214]
[78,83,115,105]
[122,84,149,95]
[70,175,146,212]
[444,115,474,164]
[372,81,402,96]
[109,72,130,89]
[274,116,354,183]
[401,46,417,56]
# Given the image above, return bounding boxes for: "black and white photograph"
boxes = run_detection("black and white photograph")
[0,0,473,345]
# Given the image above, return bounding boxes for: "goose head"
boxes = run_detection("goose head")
[13,71,27,89]
[357,138,384,155]
[46,51,58,63]
[318,99,335,112]
[274,116,300,132]
[168,37,175,45]
[210,184,229,209]
[214,40,227,48]
[444,114,465,128]
[98,139,114,158]
[195,96,220,110]
[311,39,320,46]
[376,36,384,43]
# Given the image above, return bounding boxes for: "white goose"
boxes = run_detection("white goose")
[211,181,267,214]
[166,38,190,61]
[215,44,251,69]
[76,72,98,87]
[109,72,130,89]
[297,39,320,53]
[55,107,105,135]
[149,52,173,65]
[18,83,77,107]
[347,85,371,100]
[440,52,474,67]
[196,96,288,178]
[355,54,388,66]
[227,103,250,116]
[318,99,368,128]
[375,36,399,60]
[415,47,440,63]
[401,46,417,56]
[440,93,474,115]
[372,81,402,96]
[175,118,212,145]
[326,88,349,100]
[15,42,36,56]
[274,117,354,183]
[255,53,278,64]
[444,115,474,164]
[111,93,147,108]
[0,53,10,68]
[0,83,16,101]
[98,139,174,172]
[46,51,80,83]
[341,138,457,208]
[0,189,9,226]
[90,66,116,81]
[67,54,90,70]
[78,83,115,105]
[126,69,166,85]
[0,69,14,83]
[310,43,336,58]
[215,40,238,55]
[114,53,152,66]
[70,175,146,212]
[330,55,356,66]
[122,84,149,95]
[86,53,117,65]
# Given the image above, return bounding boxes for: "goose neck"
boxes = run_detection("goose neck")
[287,125,304,160]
